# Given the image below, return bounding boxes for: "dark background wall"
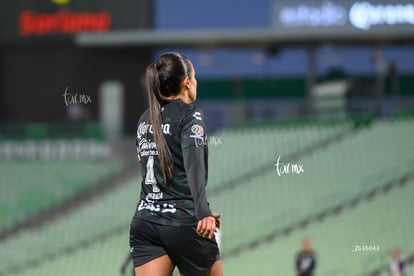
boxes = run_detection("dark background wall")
[1,44,150,125]
[0,0,153,130]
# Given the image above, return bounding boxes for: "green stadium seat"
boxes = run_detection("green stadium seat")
[0,161,121,232]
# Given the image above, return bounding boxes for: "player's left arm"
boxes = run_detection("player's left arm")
[181,107,217,238]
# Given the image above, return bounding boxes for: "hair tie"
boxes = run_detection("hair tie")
[155,62,161,71]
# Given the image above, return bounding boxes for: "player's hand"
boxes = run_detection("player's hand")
[212,212,221,229]
[196,216,216,239]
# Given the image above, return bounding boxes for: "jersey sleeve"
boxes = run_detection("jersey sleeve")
[181,107,212,220]
[183,146,212,220]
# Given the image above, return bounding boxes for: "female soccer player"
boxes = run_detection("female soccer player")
[129,52,223,276]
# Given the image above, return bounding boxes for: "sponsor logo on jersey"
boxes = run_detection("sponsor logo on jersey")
[193,111,202,120]
[137,122,171,138]
[189,124,204,140]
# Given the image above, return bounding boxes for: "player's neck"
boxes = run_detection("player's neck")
[165,91,192,104]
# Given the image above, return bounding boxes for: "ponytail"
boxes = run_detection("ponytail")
[145,63,173,181]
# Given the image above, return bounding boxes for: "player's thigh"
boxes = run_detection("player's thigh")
[134,254,174,276]
[205,260,223,276]
[179,260,223,276]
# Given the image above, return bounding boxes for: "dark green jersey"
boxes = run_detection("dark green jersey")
[134,99,212,226]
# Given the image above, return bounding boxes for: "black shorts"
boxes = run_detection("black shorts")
[129,217,221,276]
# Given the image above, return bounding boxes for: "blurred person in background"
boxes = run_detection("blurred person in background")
[390,248,407,276]
[295,238,317,276]
[129,52,223,276]
[372,48,386,116]
[388,59,399,98]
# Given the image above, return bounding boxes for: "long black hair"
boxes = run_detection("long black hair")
[145,52,192,181]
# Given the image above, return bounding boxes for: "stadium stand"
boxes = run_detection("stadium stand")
[213,117,414,254]
[207,120,354,191]
[0,120,353,275]
[0,161,121,232]
[15,231,131,276]
[0,117,413,275]
[0,178,137,275]
[223,179,414,275]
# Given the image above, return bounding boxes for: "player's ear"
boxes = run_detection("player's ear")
[183,76,190,89]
